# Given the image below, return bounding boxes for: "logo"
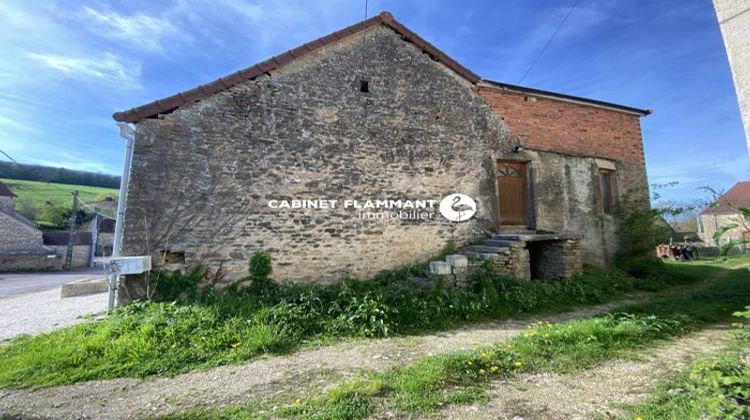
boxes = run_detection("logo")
[439,193,477,222]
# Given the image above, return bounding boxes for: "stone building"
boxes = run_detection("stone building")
[713,0,750,157]
[0,181,58,271]
[698,180,750,245]
[93,217,115,257]
[113,12,650,296]
[41,232,93,268]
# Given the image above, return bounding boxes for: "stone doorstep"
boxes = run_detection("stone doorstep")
[60,277,109,298]
[464,245,510,254]
[483,239,516,247]
[493,233,582,242]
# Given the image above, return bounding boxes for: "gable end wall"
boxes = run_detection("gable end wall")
[478,86,646,164]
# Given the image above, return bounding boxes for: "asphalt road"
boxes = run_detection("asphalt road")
[0,263,108,299]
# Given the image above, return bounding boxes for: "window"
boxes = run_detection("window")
[162,250,185,264]
[598,169,616,214]
[359,80,369,93]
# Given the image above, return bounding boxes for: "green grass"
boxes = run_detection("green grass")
[627,306,750,419]
[681,253,750,269]
[177,264,750,419]
[0,257,732,390]
[1,178,118,224]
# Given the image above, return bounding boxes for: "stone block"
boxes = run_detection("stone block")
[61,277,109,298]
[446,254,468,268]
[429,261,452,276]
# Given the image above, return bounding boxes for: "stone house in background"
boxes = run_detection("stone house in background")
[113,12,650,298]
[93,217,115,256]
[41,232,94,269]
[0,181,58,271]
[698,180,750,245]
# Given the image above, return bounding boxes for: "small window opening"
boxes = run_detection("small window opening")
[359,80,369,93]
[162,250,185,264]
[598,169,617,215]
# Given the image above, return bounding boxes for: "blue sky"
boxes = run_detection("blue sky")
[0,0,748,202]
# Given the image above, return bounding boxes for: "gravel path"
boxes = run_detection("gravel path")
[0,300,632,419]
[435,325,733,420]
[0,288,107,340]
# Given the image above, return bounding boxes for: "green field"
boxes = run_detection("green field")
[1,178,118,226]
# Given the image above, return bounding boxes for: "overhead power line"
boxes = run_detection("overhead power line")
[0,148,20,165]
[517,0,582,84]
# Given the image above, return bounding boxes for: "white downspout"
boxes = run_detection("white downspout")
[109,122,136,311]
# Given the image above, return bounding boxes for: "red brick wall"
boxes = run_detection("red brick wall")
[477,86,646,163]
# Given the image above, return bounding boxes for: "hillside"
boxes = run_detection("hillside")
[0,161,120,189]
[2,178,118,227]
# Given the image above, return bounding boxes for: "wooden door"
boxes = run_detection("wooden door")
[497,161,527,226]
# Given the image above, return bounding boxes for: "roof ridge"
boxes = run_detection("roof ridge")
[699,180,750,215]
[480,80,651,116]
[113,11,480,123]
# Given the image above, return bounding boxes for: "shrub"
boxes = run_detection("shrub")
[153,267,205,303]
[248,251,272,280]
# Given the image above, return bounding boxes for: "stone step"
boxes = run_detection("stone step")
[464,245,510,254]
[491,233,523,241]
[495,225,533,233]
[483,239,516,247]
[463,251,502,261]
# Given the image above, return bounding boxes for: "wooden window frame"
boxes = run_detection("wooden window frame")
[598,169,617,215]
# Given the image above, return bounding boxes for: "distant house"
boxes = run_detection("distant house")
[698,181,750,245]
[42,232,93,268]
[0,180,59,271]
[91,216,115,256]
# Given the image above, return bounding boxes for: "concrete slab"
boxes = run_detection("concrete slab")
[61,277,108,298]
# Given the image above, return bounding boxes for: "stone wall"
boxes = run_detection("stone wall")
[48,245,92,268]
[0,196,14,211]
[528,240,582,280]
[0,211,44,252]
[96,232,114,256]
[499,149,648,266]
[122,26,511,290]
[0,250,60,272]
[698,212,748,245]
[488,243,531,280]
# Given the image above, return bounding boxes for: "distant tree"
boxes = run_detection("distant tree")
[0,161,120,188]
[653,198,707,231]
[14,197,42,221]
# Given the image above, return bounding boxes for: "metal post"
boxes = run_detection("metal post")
[109,123,136,311]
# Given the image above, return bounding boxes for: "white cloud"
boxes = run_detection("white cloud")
[26,52,141,87]
[82,6,176,51]
[215,0,263,20]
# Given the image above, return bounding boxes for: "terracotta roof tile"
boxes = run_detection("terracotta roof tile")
[700,181,750,215]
